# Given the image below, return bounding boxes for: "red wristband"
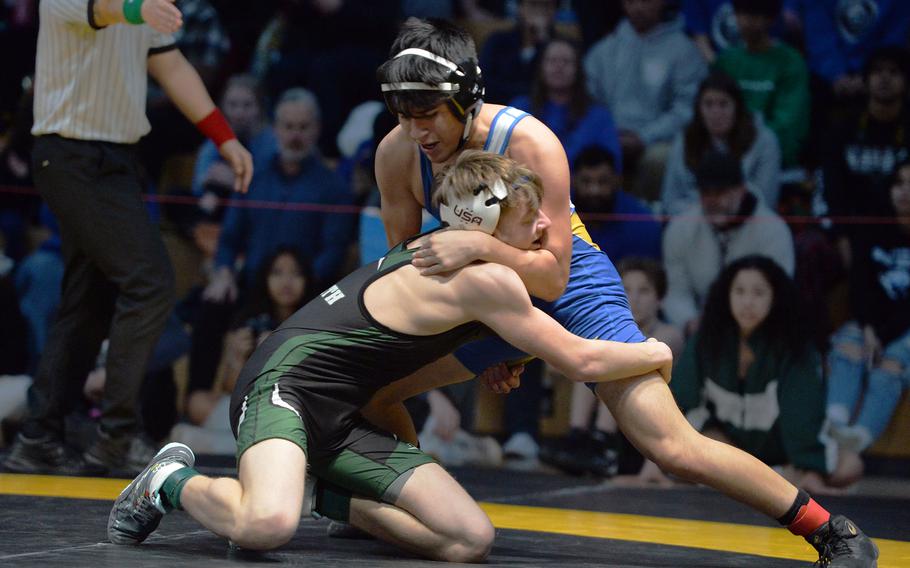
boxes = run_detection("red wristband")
[195,108,236,147]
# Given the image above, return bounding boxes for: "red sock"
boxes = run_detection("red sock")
[788,498,831,537]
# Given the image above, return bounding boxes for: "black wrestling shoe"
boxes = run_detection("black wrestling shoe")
[2,432,100,475]
[586,430,620,478]
[810,515,879,567]
[107,442,195,545]
[538,429,591,476]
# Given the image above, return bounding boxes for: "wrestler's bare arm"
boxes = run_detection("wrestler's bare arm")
[456,264,672,384]
[376,127,424,247]
[501,116,573,297]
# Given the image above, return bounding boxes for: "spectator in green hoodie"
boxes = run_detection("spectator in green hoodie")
[715,0,809,166]
[670,255,854,491]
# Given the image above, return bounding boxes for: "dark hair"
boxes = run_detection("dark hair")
[573,145,618,172]
[617,257,668,299]
[863,44,910,83]
[530,37,591,132]
[376,18,479,117]
[684,71,756,170]
[698,255,806,366]
[694,148,744,191]
[221,74,265,110]
[731,0,782,18]
[233,245,313,328]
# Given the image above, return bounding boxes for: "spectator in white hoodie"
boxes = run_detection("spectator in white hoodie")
[585,0,707,202]
[662,149,794,333]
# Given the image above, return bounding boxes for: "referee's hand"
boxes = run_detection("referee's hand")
[218,139,254,193]
[142,0,183,35]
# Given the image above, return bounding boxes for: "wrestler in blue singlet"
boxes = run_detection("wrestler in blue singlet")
[420,107,646,376]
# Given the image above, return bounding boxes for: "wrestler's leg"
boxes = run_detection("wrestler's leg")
[595,373,797,518]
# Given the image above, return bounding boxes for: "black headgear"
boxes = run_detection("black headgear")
[380,48,485,147]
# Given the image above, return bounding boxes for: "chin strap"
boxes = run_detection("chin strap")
[456,101,482,150]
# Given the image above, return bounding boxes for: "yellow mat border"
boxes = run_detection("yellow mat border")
[1,474,906,566]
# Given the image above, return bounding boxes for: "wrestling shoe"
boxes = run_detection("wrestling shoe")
[587,430,620,478]
[810,515,879,567]
[107,442,195,544]
[539,429,593,476]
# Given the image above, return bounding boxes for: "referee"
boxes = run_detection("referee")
[2,0,252,475]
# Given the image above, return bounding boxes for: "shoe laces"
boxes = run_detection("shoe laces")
[813,543,832,567]
[113,490,162,537]
[132,497,162,525]
[129,465,168,514]
[813,532,853,567]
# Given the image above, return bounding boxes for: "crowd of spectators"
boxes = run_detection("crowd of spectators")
[2,0,910,488]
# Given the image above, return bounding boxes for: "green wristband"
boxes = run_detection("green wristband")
[123,0,145,25]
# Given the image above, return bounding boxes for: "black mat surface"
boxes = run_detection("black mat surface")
[0,465,904,567]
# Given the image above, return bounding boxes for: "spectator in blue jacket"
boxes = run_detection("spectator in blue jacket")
[479,0,558,104]
[682,0,791,63]
[207,88,355,297]
[682,0,743,62]
[510,37,622,170]
[188,88,355,399]
[573,146,662,262]
[786,0,910,99]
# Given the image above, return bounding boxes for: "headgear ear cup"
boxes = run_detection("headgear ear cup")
[438,178,507,234]
[451,61,484,149]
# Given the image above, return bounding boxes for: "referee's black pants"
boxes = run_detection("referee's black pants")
[27,135,175,438]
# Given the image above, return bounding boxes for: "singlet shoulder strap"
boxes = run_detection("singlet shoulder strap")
[483,107,581,219]
[420,106,529,219]
[483,106,530,155]
[377,227,442,271]
[420,152,438,218]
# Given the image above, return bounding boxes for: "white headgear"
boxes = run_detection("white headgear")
[438,178,509,234]
[380,48,484,148]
